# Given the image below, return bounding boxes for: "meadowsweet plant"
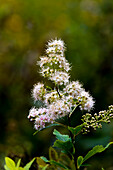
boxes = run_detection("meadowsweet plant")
[28,39,113,170]
[4,39,113,170]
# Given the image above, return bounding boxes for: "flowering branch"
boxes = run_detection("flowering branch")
[28,39,95,131]
[27,38,113,169]
[3,39,113,170]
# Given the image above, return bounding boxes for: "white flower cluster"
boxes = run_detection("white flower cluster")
[49,71,70,86]
[44,91,59,104]
[48,100,71,120]
[37,39,71,85]
[28,107,53,130]
[46,39,65,56]
[31,83,46,101]
[28,39,95,130]
[64,81,95,112]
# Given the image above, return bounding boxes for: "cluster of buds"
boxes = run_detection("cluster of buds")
[28,39,95,130]
[82,105,113,133]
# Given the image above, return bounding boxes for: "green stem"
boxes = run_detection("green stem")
[67,114,76,168]
[69,105,78,117]
[55,122,67,128]
[55,85,76,167]
[55,84,61,99]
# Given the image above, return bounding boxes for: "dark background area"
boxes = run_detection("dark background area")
[0,0,113,169]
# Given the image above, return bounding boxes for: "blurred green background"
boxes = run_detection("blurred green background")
[0,0,113,169]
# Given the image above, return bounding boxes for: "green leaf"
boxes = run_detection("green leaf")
[78,142,113,168]
[24,158,35,170]
[105,142,113,149]
[53,129,71,142]
[59,153,72,168]
[40,156,49,163]
[53,129,73,154]
[77,156,83,169]
[4,165,10,170]
[42,164,49,170]
[53,140,73,154]
[83,145,106,162]
[5,157,16,170]
[49,147,58,161]
[70,160,76,170]
[33,123,62,135]
[36,157,47,168]
[16,159,21,168]
[50,160,68,169]
[68,124,84,136]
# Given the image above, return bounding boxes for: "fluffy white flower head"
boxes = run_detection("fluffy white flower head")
[50,71,70,85]
[32,83,46,101]
[46,39,65,56]
[48,39,64,48]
